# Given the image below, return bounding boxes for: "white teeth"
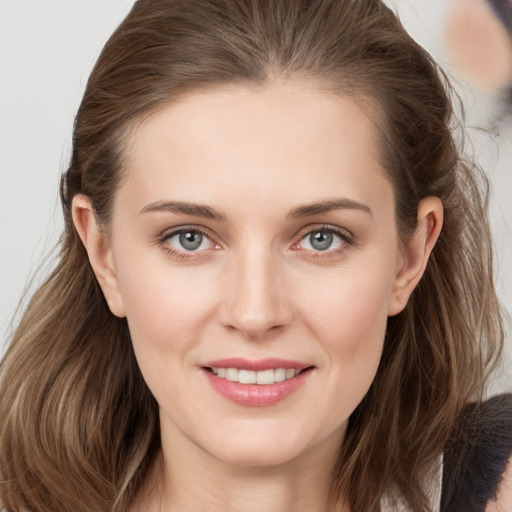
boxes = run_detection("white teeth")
[210,367,305,384]
[239,369,256,384]
[256,369,274,385]
[274,368,286,382]
[226,368,238,382]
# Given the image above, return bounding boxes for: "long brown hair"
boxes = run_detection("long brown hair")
[0,1,504,511]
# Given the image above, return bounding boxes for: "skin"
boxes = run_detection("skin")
[73,81,443,511]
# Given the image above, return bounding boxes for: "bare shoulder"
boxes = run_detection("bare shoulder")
[485,456,512,512]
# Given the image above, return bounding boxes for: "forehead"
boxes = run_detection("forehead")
[118,81,392,218]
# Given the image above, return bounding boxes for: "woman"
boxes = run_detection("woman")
[0,1,510,511]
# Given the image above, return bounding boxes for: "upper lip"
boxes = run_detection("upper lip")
[202,357,312,371]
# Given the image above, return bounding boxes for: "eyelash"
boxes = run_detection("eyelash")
[156,226,218,260]
[292,224,354,259]
[156,224,354,260]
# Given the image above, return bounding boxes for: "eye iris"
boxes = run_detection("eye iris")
[310,231,333,251]
[179,231,203,250]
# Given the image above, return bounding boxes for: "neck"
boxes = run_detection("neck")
[134,418,348,512]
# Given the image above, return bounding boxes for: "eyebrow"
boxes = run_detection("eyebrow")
[139,200,226,221]
[288,198,372,218]
[139,197,372,221]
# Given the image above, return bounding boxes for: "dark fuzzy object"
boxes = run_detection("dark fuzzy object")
[441,393,512,512]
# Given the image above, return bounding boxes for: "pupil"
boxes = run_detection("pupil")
[179,231,203,250]
[311,231,332,251]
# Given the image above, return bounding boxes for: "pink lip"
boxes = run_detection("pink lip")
[201,358,314,407]
[202,357,310,371]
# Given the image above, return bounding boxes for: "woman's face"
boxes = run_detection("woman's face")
[84,82,422,468]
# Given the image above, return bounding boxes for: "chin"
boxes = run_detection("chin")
[200,418,343,470]
[195,423,312,468]
[212,444,305,469]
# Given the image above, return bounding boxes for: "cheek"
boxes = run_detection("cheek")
[298,261,395,417]
[113,246,219,363]
[115,259,223,414]
[301,261,394,352]
[321,285,388,383]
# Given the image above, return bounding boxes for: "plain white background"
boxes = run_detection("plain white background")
[1,0,511,389]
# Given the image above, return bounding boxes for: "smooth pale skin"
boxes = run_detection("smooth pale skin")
[73,81,445,511]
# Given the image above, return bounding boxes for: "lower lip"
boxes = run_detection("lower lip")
[203,368,313,407]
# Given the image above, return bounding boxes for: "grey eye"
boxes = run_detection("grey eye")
[179,231,203,250]
[309,231,334,251]
[166,230,210,252]
[297,229,345,252]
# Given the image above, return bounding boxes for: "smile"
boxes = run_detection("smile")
[209,367,303,384]
[202,358,314,407]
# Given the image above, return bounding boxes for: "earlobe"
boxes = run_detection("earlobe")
[71,194,126,318]
[388,197,444,316]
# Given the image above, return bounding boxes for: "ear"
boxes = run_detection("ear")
[388,197,444,316]
[71,194,126,318]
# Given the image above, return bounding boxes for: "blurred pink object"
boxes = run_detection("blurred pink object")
[445,0,512,92]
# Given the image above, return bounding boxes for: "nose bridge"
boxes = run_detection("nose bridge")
[220,237,292,337]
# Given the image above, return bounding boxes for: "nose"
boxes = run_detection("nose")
[218,246,293,339]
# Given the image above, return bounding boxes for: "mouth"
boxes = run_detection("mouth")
[201,358,315,406]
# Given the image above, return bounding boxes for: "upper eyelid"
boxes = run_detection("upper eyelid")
[293,224,354,242]
[159,225,216,241]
